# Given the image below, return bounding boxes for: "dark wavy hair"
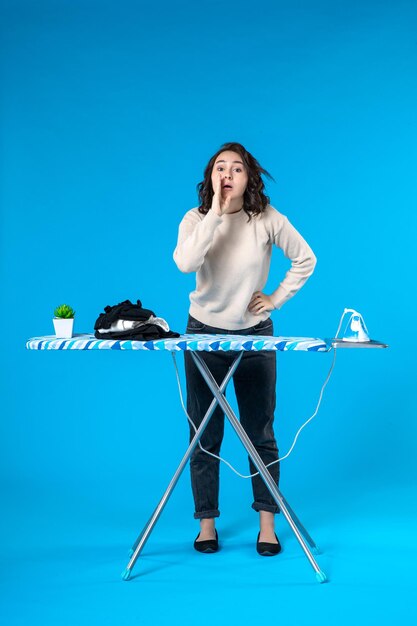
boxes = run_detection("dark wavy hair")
[196,142,275,222]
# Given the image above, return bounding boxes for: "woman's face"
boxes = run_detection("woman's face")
[210,150,248,202]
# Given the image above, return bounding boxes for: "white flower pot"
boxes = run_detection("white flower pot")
[53,317,74,338]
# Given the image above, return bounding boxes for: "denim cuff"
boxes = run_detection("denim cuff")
[193,509,220,519]
[251,502,280,514]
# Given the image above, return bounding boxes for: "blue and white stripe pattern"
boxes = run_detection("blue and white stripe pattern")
[26,333,331,352]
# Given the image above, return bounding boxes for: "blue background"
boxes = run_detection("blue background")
[1,0,416,623]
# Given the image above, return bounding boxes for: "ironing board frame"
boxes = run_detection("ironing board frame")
[122,348,327,583]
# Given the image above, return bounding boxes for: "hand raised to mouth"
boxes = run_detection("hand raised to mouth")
[212,172,232,217]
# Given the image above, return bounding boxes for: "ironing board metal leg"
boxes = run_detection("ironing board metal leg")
[278,493,320,554]
[192,352,327,582]
[122,351,244,580]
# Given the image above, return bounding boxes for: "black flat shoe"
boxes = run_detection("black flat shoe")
[194,529,219,553]
[256,531,282,556]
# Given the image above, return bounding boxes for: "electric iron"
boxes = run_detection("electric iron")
[335,308,370,342]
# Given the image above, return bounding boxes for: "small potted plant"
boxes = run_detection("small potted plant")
[53,304,76,338]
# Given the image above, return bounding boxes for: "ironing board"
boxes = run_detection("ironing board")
[26,332,388,584]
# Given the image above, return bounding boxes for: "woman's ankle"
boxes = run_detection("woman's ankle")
[200,518,215,530]
[259,510,275,531]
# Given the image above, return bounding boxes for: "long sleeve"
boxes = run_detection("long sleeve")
[173,208,224,273]
[269,214,317,310]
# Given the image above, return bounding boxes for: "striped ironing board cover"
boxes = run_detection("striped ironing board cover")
[26,333,332,352]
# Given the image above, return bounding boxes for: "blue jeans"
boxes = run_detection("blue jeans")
[184,313,280,519]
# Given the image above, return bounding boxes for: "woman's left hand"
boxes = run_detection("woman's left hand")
[248,292,275,314]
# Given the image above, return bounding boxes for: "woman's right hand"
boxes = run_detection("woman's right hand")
[211,172,231,216]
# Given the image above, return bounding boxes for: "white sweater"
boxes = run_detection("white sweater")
[173,204,317,330]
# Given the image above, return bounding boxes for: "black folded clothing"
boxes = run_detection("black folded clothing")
[94,299,180,340]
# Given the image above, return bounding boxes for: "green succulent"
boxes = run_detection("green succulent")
[54,304,76,319]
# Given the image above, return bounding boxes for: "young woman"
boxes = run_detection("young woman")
[173,142,317,555]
